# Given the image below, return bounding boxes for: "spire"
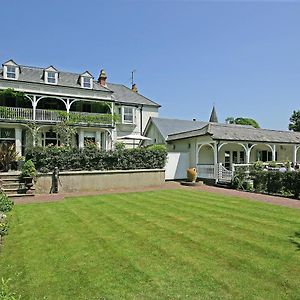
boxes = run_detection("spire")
[209,106,218,123]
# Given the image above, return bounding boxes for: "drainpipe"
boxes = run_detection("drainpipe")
[140,105,143,135]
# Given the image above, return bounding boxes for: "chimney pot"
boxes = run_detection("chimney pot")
[98,69,107,87]
[132,83,138,93]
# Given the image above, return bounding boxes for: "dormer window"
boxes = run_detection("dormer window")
[2,59,19,80]
[83,77,92,88]
[44,66,58,85]
[47,72,56,84]
[7,66,16,79]
[80,71,93,89]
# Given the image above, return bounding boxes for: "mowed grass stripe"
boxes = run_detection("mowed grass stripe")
[112,191,295,255]
[0,190,299,299]
[143,189,300,226]
[102,193,295,278]
[67,196,231,298]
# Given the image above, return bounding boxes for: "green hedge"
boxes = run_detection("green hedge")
[251,171,300,199]
[25,145,168,173]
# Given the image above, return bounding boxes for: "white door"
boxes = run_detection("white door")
[165,152,189,180]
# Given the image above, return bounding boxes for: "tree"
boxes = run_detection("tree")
[288,110,300,132]
[225,117,260,128]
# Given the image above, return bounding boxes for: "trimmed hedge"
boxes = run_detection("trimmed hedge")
[25,145,168,173]
[251,171,300,199]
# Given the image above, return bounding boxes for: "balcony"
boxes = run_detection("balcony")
[0,106,114,126]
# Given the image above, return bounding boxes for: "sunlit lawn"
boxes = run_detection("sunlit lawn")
[1,189,300,299]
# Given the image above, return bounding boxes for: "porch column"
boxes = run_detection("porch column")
[32,95,37,121]
[245,144,250,164]
[78,129,84,149]
[15,128,22,156]
[213,143,218,180]
[66,99,71,113]
[293,145,297,165]
[95,131,101,149]
[271,144,276,161]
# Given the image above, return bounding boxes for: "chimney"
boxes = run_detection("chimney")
[132,83,138,93]
[98,69,107,87]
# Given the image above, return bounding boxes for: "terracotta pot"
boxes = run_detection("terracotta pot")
[187,168,197,183]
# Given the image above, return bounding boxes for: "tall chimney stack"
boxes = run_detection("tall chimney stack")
[98,69,107,87]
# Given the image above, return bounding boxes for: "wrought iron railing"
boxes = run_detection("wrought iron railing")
[0,106,113,125]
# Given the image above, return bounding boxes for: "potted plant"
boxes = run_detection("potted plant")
[20,160,37,191]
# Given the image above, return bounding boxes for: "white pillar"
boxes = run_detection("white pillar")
[244,144,251,164]
[293,145,297,165]
[271,144,276,161]
[95,131,101,149]
[78,129,84,149]
[213,143,218,181]
[15,128,22,156]
[32,95,37,121]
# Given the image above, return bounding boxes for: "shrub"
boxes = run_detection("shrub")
[21,159,36,178]
[25,145,168,173]
[0,191,13,213]
[0,143,18,172]
[114,141,126,151]
[250,170,300,199]
[0,221,8,237]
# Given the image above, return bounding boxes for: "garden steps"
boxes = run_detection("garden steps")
[0,173,35,198]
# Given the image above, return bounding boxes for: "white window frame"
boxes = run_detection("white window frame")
[81,77,93,89]
[122,106,135,124]
[45,71,58,84]
[3,65,19,80]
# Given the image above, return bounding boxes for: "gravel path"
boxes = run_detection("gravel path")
[13,181,300,209]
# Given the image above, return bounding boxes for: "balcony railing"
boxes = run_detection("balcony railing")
[0,106,113,125]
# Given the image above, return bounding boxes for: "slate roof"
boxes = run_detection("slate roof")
[107,83,160,107]
[149,117,209,140]
[167,122,300,144]
[0,63,160,107]
[0,65,109,92]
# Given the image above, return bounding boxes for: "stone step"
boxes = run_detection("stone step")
[2,183,25,189]
[2,188,27,195]
[9,193,35,198]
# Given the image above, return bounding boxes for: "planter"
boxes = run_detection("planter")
[187,168,197,183]
[22,177,34,191]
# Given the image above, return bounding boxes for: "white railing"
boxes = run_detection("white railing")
[0,107,112,125]
[0,107,33,120]
[35,109,64,122]
[218,163,233,182]
[197,164,215,179]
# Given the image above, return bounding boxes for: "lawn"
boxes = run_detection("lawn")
[1,189,300,299]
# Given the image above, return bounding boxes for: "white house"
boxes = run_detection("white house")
[143,108,300,181]
[0,59,160,154]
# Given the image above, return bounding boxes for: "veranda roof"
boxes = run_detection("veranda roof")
[167,123,300,144]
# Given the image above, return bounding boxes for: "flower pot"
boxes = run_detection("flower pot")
[187,168,197,183]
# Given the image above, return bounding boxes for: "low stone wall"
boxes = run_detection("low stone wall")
[35,169,165,194]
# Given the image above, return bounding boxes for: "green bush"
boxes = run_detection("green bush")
[0,221,8,237]
[20,159,36,178]
[251,170,300,199]
[0,192,14,213]
[25,145,168,173]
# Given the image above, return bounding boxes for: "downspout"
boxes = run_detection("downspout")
[140,104,143,135]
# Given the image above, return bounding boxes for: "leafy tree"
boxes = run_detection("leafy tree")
[288,110,300,132]
[225,117,260,128]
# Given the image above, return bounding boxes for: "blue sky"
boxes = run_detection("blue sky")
[1,0,300,130]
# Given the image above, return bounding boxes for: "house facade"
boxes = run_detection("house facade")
[0,60,160,155]
[143,115,300,181]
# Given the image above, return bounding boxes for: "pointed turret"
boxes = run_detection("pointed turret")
[209,106,218,123]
